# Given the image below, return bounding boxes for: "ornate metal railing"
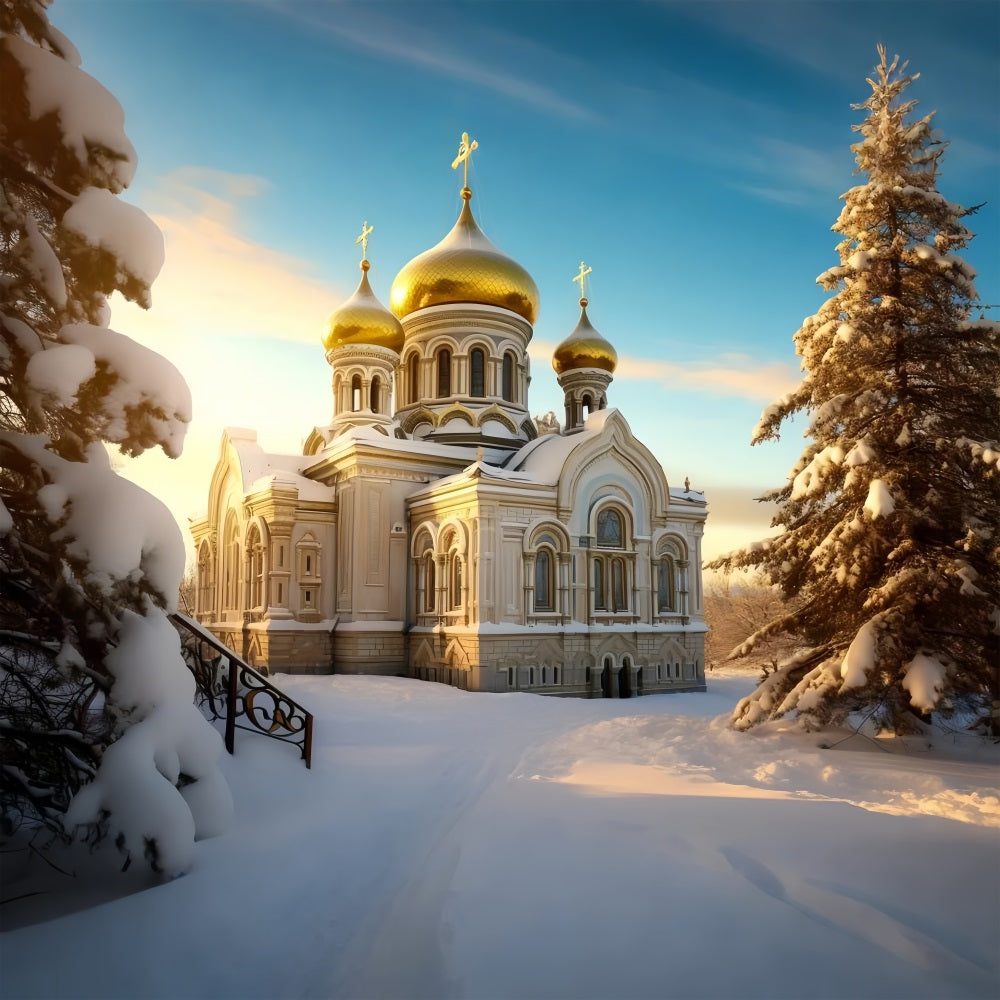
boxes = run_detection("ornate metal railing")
[170,612,313,768]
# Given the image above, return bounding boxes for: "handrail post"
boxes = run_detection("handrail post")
[225,653,238,756]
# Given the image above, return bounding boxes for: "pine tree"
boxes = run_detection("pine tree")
[1,0,230,873]
[711,47,1000,733]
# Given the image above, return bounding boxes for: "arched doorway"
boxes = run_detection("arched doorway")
[620,655,633,699]
[601,655,615,698]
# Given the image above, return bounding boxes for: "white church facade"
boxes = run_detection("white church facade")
[191,140,707,697]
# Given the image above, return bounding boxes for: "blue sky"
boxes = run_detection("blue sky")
[52,0,1000,559]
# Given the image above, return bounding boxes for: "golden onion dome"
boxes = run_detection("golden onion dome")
[389,188,539,323]
[323,260,404,354]
[552,298,618,375]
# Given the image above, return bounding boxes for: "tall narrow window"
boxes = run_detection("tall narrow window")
[611,557,626,612]
[197,541,212,615]
[657,556,676,612]
[502,352,515,402]
[470,348,485,397]
[437,348,451,398]
[247,524,264,609]
[407,353,419,404]
[450,555,462,609]
[593,558,606,610]
[534,549,554,611]
[424,555,436,613]
[351,374,362,412]
[370,375,380,413]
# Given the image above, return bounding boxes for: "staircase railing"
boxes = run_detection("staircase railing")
[170,612,313,768]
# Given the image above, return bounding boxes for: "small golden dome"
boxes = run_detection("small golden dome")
[390,189,539,323]
[323,260,404,354]
[552,298,618,375]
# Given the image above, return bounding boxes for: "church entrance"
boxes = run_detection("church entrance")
[601,656,614,698]
[619,656,632,698]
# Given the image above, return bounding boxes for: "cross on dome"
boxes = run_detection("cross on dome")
[451,131,479,191]
[573,261,592,303]
[355,220,373,262]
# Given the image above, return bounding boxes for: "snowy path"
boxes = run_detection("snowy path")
[2,672,997,1000]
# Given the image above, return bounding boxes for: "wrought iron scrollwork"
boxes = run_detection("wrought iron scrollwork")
[171,612,313,768]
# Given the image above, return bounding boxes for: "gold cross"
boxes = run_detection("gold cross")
[451,131,479,188]
[355,220,373,260]
[573,261,592,300]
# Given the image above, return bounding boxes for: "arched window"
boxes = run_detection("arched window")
[436,348,451,398]
[611,556,626,612]
[351,374,362,412]
[592,506,631,615]
[597,508,623,547]
[470,348,485,397]
[424,554,436,613]
[370,375,381,413]
[406,353,419,404]
[657,555,676,612]
[593,558,606,610]
[449,554,462,609]
[582,393,594,418]
[246,523,264,610]
[196,541,212,616]
[224,514,240,611]
[534,548,554,611]
[502,352,515,402]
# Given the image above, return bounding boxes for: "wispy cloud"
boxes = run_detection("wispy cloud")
[262,0,595,123]
[530,340,799,404]
[121,167,343,346]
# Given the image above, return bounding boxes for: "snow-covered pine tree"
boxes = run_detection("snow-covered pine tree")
[1,0,230,874]
[711,46,1000,733]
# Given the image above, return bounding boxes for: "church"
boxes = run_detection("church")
[190,136,708,697]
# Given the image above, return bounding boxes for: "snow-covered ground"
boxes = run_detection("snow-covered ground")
[2,669,997,1000]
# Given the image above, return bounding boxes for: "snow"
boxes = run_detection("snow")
[863,477,895,518]
[24,343,96,406]
[62,187,165,289]
[11,436,186,600]
[60,322,192,457]
[20,215,67,307]
[3,670,997,999]
[4,34,136,189]
[902,652,948,712]
[840,619,877,688]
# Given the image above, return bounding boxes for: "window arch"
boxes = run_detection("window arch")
[596,507,624,547]
[351,374,362,412]
[424,553,437,613]
[470,348,485,398]
[223,513,240,611]
[502,351,515,402]
[655,538,684,614]
[534,548,554,611]
[196,540,213,616]
[246,522,265,610]
[591,504,632,615]
[370,375,381,413]
[436,348,451,398]
[449,553,463,609]
[406,353,419,404]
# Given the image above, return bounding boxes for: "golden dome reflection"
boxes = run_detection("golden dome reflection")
[552,298,618,375]
[389,189,539,324]
[323,260,405,354]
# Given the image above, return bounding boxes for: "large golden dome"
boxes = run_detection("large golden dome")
[552,298,618,375]
[390,189,539,323]
[323,260,404,354]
